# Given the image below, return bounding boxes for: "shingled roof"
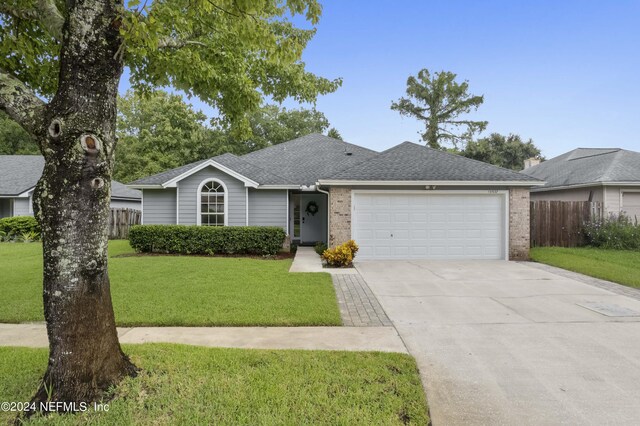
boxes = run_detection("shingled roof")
[323,142,542,183]
[129,133,378,187]
[128,134,542,187]
[241,133,378,185]
[0,155,44,195]
[521,148,640,189]
[0,155,140,199]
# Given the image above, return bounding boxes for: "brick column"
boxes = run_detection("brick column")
[329,187,351,247]
[509,188,530,260]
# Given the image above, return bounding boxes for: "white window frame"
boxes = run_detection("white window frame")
[196,178,228,226]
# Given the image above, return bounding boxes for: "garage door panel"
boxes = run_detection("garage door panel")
[353,193,505,260]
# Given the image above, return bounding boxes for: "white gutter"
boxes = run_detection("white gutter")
[316,179,546,187]
[531,181,640,192]
[126,184,164,189]
[258,185,300,190]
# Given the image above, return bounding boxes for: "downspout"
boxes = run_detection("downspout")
[315,183,330,246]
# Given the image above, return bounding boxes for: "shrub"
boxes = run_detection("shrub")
[314,242,327,255]
[583,213,640,250]
[0,216,40,241]
[322,240,359,267]
[129,225,286,256]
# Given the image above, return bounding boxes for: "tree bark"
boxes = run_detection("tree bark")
[25,0,137,415]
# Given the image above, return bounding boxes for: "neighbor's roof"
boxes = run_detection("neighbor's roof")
[110,180,142,200]
[521,148,640,190]
[0,155,140,199]
[129,133,378,187]
[0,155,44,195]
[322,142,542,184]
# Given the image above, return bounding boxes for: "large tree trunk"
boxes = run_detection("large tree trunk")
[28,0,137,413]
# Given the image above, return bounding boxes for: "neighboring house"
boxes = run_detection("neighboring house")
[129,134,543,260]
[522,148,640,220]
[0,155,141,218]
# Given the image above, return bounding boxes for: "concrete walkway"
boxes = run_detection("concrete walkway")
[0,323,407,353]
[357,259,640,426]
[289,246,358,274]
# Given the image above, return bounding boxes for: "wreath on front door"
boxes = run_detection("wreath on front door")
[305,200,319,216]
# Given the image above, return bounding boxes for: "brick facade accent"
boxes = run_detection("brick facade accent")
[509,187,530,260]
[329,187,351,247]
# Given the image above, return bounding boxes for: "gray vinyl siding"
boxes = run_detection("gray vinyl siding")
[142,189,176,224]
[604,186,622,215]
[12,197,31,216]
[248,189,288,231]
[621,190,640,221]
[177,166,246,226]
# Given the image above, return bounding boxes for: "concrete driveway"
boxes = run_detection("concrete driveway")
[356,260,640,426]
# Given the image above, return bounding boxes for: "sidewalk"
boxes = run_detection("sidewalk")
[0,323,407,353]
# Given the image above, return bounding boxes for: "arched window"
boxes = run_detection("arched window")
[198,180,226,226]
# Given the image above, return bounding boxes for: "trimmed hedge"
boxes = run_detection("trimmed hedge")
[129,225,286,255]
[0,216,40,238]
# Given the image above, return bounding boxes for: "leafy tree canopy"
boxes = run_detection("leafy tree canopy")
[461,133,544,170]
[114,90,230,183]
[238,103,333,152]
[113,91,342,182]
[0,0,341,138]
[327,127,343,140]
[391,69,487,149]
[0,111,38,154]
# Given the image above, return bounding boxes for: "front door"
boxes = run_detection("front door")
[291,193,327,245]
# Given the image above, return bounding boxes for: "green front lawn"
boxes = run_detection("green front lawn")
[530,247,640,289]
[0,344,429,425]
[0,241,341,326]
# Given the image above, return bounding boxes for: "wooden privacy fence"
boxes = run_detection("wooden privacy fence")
[108,208,141,239]
[530,201,603,247]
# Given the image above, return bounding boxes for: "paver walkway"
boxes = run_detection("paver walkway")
[289,247,390,326]
[0,323,407,353]
[332,274,392,327]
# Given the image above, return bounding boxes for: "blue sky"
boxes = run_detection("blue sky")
[121,0,640,158]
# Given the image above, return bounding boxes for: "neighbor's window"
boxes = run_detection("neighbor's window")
[200,180,225,226]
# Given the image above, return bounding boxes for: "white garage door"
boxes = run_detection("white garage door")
[352,192,506,260]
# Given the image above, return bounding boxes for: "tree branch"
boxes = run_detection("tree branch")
[0,70,46,135]
[0,0,64,40]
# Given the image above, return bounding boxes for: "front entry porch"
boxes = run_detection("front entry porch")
[289,191,327,246]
